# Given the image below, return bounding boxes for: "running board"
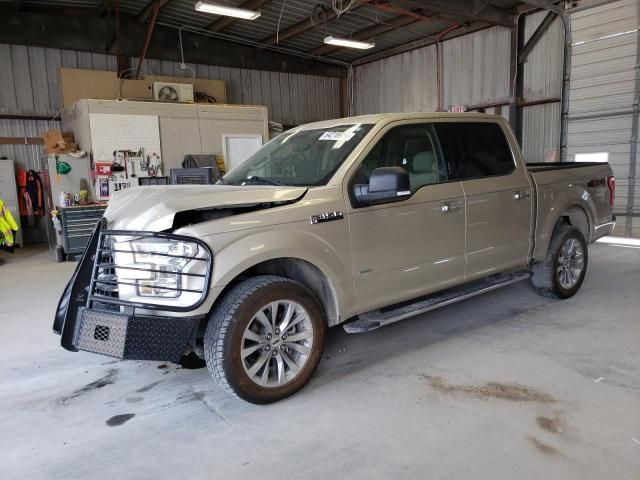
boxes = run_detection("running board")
[343,271,531,333]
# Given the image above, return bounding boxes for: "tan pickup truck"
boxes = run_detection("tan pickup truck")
[54,113,616,403]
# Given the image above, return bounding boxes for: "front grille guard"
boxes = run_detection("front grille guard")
[87,230,213,313]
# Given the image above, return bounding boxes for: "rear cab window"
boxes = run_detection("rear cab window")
[435,122,515,180]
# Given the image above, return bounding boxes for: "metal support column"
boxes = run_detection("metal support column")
[514,14,526,145]
[509,19,519,132]
[626,2,640,236]
[339,75,349,118]
[519,11,556,63]
[559,11,572,163]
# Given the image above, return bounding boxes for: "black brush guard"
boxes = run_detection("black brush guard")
[53,220,213,361]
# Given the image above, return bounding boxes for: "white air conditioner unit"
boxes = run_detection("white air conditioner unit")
[152,82,194,103]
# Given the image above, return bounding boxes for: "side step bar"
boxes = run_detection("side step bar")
[343,270,531,333]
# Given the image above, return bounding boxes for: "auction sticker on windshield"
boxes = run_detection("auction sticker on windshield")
[319,131,356,141]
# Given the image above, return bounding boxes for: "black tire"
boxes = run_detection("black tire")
[531,224,588,299]
[204,275,326,404]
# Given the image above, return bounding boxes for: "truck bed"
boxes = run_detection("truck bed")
[527,160,614,262]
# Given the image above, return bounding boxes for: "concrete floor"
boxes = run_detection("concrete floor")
[0,243,639,480]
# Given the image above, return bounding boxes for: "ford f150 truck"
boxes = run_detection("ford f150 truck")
[54,113,615,404]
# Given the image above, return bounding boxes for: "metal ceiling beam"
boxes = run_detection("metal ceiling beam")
[518,10,555,64]
[371,3,455,25]
[136,0,161,77]
[308,12,423,56]
[205,0,274,32]
[0,11,345,77]
[261,0,368,45]
[137,0,174,23]
[394,0,514,27]
[518,0,564,15]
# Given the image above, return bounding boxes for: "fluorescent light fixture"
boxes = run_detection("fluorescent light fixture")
[323,36,375,49]
[194,1,261,20]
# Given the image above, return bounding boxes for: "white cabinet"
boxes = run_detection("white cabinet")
[62,100,269,173]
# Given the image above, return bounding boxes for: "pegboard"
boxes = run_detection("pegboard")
[89,113,161,162]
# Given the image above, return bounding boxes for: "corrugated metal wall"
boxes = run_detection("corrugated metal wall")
[0,43,341,171]
[566,0,639,236]
[354,45,438,115]
[520,11,564,163]
[353,27,512,116]
[0,118,53,171]
[441,27,512,110]
[0,43,340,124]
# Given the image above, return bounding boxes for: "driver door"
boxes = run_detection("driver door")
[345,121,466,313]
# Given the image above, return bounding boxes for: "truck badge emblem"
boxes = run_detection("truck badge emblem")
[310,211,344,224]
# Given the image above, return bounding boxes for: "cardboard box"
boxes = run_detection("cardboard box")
[42,129,77,155]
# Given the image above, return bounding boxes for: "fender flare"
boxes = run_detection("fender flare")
[533,186,596,261]
[208,229,354,325]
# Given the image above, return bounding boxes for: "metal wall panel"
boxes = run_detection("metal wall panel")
[353,43,437,114]
[0,118,54,171]
[522,102,562,163]
[0,43,340,177]
[522,10,564,102]
[353,21,562,164]
[353,27,511,115]
[442,27,512,109]
[566,0,639,236]
[0,43,339,125]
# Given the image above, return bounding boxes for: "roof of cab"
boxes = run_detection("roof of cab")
[293,112,505,130]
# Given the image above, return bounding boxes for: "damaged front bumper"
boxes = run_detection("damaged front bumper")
[53,220,212,362]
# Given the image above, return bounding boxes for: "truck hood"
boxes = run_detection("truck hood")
[104,184,308,231]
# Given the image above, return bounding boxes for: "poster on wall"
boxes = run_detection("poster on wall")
[97,176,110,201]
[95,162,112,201]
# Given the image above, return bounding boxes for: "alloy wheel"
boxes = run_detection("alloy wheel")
[556,237,585,289]
[241,300,314,388]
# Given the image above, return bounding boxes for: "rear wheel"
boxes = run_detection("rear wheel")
[531,224,588,299]
[204,275,326,404]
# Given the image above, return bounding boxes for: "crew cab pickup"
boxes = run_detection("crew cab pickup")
[54,113,615,404]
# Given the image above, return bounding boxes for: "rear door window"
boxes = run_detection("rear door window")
[435,122,514,180]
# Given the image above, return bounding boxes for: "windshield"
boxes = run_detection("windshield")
[222,123,373,186]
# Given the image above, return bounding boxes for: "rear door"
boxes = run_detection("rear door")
[435,120,533,279]
[345,121,466,313]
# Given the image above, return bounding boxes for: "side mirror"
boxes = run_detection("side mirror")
[353,167,411,206]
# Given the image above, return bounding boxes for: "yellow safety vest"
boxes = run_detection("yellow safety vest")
[0,198,19,247]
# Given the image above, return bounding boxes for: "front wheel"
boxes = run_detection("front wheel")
[531,224,588,299]
[204,275,326,404]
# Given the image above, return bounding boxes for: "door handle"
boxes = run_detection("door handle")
[513,190,531,200]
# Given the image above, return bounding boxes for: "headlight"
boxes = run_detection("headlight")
[116,238,199,298]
